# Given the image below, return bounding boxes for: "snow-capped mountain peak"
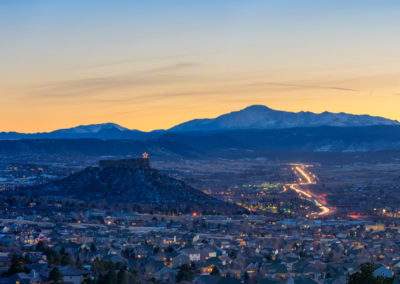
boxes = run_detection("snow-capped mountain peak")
[169,105,400,132]
[55,123,129,134]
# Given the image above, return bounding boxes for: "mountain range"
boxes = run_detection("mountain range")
[1,105,398,140]
[169,105,399,132]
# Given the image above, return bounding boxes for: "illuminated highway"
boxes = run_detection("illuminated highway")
[285,164,333,217]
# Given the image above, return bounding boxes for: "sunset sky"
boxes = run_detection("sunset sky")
[1,1,400,132]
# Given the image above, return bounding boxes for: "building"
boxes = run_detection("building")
[98,153,150,170]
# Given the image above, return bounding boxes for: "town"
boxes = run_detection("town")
[0,155,399,284]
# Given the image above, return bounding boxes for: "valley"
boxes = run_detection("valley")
[285,164,333,217]
[1,152,400,283]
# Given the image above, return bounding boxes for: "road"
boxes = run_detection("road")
[285,164,333,217]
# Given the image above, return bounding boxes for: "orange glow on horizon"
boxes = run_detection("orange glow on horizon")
[2,99,400,133]
[2,1,400,133]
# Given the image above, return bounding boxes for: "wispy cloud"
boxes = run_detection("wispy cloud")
[246,81,358,92]
[146,62,197,73]
[74,52,210,70]
[30,74,172,98]
[28,62,197,99]
[24,70,362,108]
[70,79,359,105]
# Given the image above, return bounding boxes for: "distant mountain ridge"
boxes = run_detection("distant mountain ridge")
[2,126,400,158]
[0,105,399,140]
[169,105,399,132]
[0,123,158,140]
[54,123,128,134]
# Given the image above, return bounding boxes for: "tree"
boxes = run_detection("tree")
[299,250,307,258]
[264,253,272,261]
[347,263,394,284]
[6,255,25,276]
[228,250,237,260]
[153,247,160,254]
[210,266,220,276]
[36,241,45,252]
[90,243,98,253]
[76,256,83,269]
[46,249,62,265]
[243,271,250,284]
[49,267,63,284]
[102,269,117,284]
[176,264,194,283]
[91,258,106,274]
[117,269,129,284]
[61,253,74,266]
[23,253,32,264]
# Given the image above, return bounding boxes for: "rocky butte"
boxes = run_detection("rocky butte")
[16,153,245,215]
[98,152,151,169]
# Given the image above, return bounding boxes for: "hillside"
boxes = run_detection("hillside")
[21,164,244,214]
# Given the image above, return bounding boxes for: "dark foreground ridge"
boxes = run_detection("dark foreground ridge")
[19,157,245,215]
[2,126,400,161]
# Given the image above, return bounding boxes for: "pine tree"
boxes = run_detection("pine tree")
[49,267,63,284]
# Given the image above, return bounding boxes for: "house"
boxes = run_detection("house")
[153,266,177,282]
[24,264,90,284]
[0,270,48,284]
[373,266,394,278]
[194,275,241,284]
[287,276,319,284]
[393,262,400,276]
[144,261,164,277]
[324,277,346,284]
[172,254,191,268]
[58,266,90,284]
[266,262,288,278]
[219,255,232,266]
[200,248,217,260]
[199,258,223,275]
[181,248,201,262]
[246,262,258,275]
[259,279,279,284]
[0,252,9,267]
[224,263,241,279]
